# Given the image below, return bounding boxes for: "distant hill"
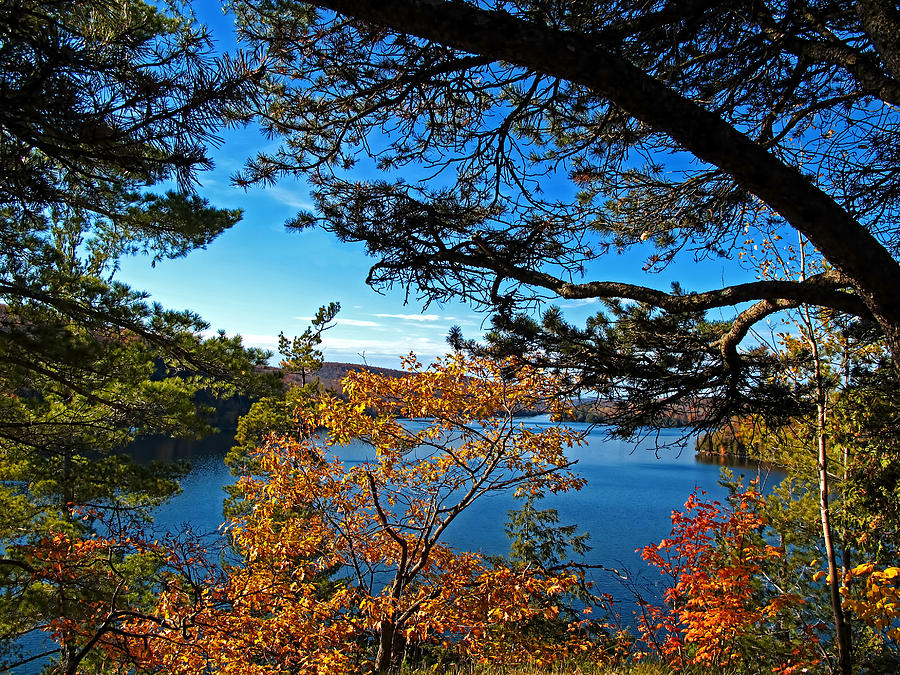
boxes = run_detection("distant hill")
[199,362,407,431]
[570,400,709,428]
[282,362,408,393]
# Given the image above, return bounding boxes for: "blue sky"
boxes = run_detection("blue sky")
[117,122,492,367]
[116,2,755,369]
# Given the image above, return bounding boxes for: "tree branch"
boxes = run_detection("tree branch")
[426,244,872,318]
[715,298,801,369]
[305,0,900,369]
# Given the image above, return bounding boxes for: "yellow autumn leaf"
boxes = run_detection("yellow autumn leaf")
[852,562,876,576]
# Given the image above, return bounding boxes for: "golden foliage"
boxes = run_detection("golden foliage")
[120,354,605,673]
[840,564,900,641]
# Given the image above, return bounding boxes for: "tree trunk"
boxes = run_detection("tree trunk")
[817,402,852,675]
[800,302,852,675]
[374,618,404,673]
[375,619,393,673]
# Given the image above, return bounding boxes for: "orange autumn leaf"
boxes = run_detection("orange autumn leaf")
[638,483,817,673]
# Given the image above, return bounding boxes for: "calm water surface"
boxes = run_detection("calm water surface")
[149,418,783,615]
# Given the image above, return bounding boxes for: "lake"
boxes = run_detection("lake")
[146,417,784,623]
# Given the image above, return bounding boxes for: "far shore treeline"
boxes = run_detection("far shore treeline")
[195,361,706,434]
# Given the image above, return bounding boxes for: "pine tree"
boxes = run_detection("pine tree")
[0,1,271,670]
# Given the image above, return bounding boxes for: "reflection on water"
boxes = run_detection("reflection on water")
[145,418,784,622]
[128,430,236,464]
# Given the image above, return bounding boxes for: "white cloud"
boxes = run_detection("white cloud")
[264,185,314,210]
[321,335,449,361]
[202,329,460,368]
[295,316,381,327]
[374,313,444,322]
[557,298,600,308]
[336,318,381,327]
[323,335,446,350]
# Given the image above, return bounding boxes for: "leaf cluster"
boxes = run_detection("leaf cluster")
[117,354,622,673]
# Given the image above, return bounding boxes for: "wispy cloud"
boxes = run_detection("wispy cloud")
[557,298,600,308]
[374,313,444,322]
[336,318,381,327]
[322,335,450,361]
[203,330,457,368]
[323,335,446,350]
[295,316,381,328]
[200,329,279,346]
[454,318,482,327]
[263,185,314,210]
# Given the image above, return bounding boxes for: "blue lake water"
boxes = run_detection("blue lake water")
[149,417,784,621]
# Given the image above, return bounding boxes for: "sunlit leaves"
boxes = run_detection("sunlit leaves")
[639,483,817,673]
[840,564,900,642]
[125,353,608,672]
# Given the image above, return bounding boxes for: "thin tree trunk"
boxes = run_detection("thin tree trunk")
[799,293,851,675]
[840,351,852,582]
[816,400,851,675]
[806,330,852,675]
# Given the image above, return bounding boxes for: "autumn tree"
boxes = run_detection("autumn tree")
[719,320,900,673]
[640,481,820,674]
[841,563,900,659]
[643,462,900,673]
[122,354,619,673]
[0,0,272,670]
[226,0,900,430]
[689,227,900,673]
[216,3,900,667]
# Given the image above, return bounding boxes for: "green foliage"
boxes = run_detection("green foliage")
[0,0,270,670]
[831,369,900,565]
[1,0,249,209]
[490,490,613,666]
[505,491,591,571]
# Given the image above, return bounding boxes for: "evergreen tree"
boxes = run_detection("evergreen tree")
[0,1,272,670]
[228,0,900,428]
[225,303,340,518]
